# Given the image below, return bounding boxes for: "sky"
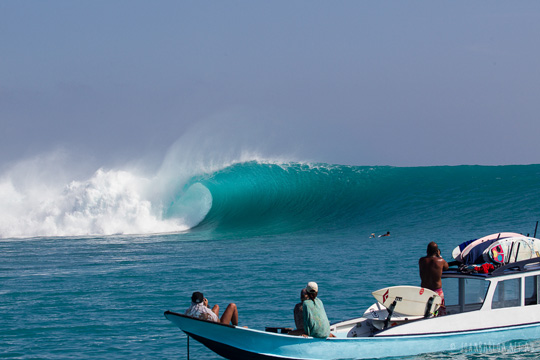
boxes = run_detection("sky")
[2,1,540,169]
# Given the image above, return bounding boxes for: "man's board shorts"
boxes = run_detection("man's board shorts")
[434,288,446,316]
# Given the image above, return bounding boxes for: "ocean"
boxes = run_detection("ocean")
[2,161,540,359]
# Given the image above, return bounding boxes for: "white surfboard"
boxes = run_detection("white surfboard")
[452,232,522,262]
[371,286,442,317]
[361,302,424,331]
[362,302,416,321]
[484,237,540,264]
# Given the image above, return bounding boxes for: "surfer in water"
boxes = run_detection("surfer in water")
[419,242,449,315]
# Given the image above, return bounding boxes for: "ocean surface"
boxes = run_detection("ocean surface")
[3,161,540,359]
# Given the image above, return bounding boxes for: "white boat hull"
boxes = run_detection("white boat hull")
[164,311,540,359]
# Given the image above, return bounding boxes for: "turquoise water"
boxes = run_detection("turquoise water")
[2,162,540,359]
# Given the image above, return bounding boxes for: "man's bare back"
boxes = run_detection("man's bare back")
[419,247,449,291]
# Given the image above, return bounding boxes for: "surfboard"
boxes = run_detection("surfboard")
[362,302,415,321]
[452,232,522,262]
[371,286,442,317]
[484,237,540,264]
[360,302,423,331]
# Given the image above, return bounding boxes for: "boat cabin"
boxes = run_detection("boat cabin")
[443,257,540,315]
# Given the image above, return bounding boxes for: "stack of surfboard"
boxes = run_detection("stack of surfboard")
[452,232,540,265]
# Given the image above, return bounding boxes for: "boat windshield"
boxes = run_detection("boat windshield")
[442,277,489,314]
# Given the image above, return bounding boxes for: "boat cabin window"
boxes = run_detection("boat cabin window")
[492,278,520,309]
[442,277,489,314]
[525,275,540,306]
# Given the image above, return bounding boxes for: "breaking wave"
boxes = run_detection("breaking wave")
[2,152,540,239]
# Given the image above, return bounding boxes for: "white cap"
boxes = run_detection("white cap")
[306,282,318,293]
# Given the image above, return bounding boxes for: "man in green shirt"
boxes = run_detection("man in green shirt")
[302,282,331,338]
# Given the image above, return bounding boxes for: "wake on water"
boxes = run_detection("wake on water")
[2,147,540,239]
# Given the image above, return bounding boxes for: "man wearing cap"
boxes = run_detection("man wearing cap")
[185,291,239,325]
[302,282,331,338]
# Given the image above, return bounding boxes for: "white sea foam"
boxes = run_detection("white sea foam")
[0,163,190,238]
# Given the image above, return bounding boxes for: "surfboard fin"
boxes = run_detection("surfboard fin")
[424,296,435,318]
[383,300,397,329]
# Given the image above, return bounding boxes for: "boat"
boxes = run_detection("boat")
[164,257,540,359]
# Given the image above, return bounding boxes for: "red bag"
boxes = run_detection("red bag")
[474,263,494,273]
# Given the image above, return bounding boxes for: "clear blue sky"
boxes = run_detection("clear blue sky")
[2,1,540,167]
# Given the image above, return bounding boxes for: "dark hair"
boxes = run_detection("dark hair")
[300,288,308,301]
[307,291,317,302]
[427,242,439,256]
[191,291,204,303]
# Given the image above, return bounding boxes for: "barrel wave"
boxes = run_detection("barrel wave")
[167,162,383,234]
[164,162,540,236]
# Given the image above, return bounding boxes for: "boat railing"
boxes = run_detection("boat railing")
[491,257,540,275]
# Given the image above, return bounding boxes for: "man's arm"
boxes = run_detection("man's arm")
[442,259,449,271]
[437,250,449,271]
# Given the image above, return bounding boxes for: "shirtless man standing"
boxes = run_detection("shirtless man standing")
[419,241,449,315]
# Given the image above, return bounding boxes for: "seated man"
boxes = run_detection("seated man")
[185,291,239,325]
[419,242,449,315]
[302,282,333,338]
[288,288,308,336]
[294,288,308,331]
